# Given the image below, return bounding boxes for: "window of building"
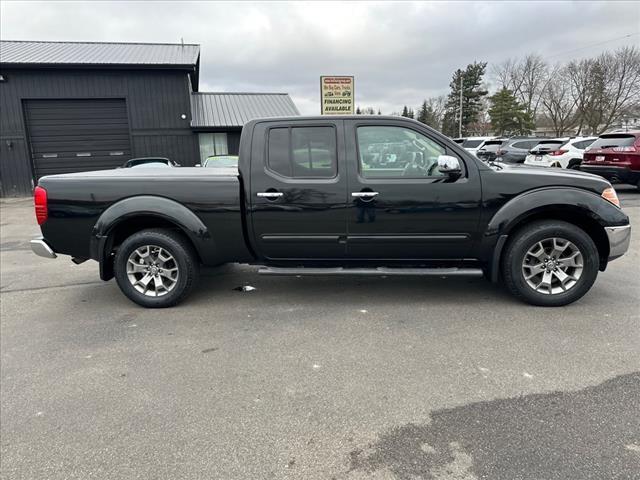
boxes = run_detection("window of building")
[267,126,337,178]
[199,133,228,163]
[357,125,447,178]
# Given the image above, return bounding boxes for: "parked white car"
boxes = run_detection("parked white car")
[456,136,495,157]
[524,137,597,169]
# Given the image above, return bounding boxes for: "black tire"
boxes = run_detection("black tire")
[568,160,582,170]
[501,220,599,306]
[114,229,199,308]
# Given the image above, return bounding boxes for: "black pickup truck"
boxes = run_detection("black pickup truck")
[31,116,631,308]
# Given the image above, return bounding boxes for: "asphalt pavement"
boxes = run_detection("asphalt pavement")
[1,188,639,479]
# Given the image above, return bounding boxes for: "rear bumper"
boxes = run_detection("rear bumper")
[30,236,57,259]
[580,165,640,185]
[524,157,554,167]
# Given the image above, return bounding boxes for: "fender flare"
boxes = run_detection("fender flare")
[483,187,628,282]
[90,196,212,278]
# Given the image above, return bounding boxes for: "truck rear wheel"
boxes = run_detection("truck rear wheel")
[501,220,599,306]
[114,229,199,308]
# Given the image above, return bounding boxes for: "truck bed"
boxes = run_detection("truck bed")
[39,167,254,265]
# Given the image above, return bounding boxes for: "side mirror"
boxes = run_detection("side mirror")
[437,155,462,175]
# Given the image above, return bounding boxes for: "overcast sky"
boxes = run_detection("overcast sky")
[1,1,638,114]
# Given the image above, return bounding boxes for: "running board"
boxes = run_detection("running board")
[258,267,483,277]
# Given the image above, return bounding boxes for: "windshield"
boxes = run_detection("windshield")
[589,135,636,149]
[203,155,239,168]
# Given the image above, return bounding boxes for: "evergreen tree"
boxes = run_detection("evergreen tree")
[356,106,362,115]
[377,109,381,115]
[417,99,442,130]
[401,105,409,117]
[442,62,489,137]
[417,100,429,124]
[488,88,534,135]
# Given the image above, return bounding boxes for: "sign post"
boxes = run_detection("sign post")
[320,76,354,115]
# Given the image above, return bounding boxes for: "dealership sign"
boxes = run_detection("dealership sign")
[320,76,354,115]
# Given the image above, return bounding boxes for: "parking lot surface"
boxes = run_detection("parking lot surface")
[1,188,639,479]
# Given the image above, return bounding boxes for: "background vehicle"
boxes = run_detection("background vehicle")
[198,155,239,168]
[121,157,178,168]
[581,131,640,190]
[30,116,630,308]
[495,138,545,163]
[524,137,597,169]
[476,139,505,162]
[458,136,495,157]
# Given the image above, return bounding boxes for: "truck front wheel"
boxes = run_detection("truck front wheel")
[502,220,599,306]
[114,229,199,308]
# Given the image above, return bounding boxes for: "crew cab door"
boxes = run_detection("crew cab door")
[344,119,482,261]
[248,119,348,260]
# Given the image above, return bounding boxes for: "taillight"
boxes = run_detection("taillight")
[612,146,637,152]
[601,187,620,208]
[34,186,48,225]
[550,149,568,156]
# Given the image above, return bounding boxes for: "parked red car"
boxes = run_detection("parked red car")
[581,131,640,190]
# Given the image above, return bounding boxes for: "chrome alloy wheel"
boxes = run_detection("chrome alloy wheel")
[126,245,179,297]
[521,237,584,295]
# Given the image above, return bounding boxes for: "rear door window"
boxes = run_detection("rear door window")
[462,139,484,148]
[267,126,337,178]
[572,139,596,150]
[513,140,539,150]
[534,140,565,152]
[480,141,503,152]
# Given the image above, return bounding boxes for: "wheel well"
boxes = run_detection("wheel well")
[102,216,202,275]
[567,158,582,168]
[503,208,609,270]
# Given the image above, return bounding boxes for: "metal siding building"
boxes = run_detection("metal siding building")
[191,92,299,157]
[0,40,200,196]
[0,40,299,197]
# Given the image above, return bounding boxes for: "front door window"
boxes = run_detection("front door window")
[357,126,446,179]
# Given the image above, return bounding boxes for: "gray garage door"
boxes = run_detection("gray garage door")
[25,98,132,178]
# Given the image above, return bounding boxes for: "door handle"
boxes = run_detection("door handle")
[351,192,379,198]
[257,191,284,198]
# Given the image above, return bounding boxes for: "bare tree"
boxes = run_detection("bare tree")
[539,65,578,136]
[492,54,549,119]
[568,46,640,134]
[598,46,640,132]
[424,95,446,130]
[492,58,518,90]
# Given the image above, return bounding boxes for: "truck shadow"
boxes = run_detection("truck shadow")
[348,372,640,480]
[191,264,513,307]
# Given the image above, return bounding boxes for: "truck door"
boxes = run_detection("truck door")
[344,119,482,261]
[249,119,348,260]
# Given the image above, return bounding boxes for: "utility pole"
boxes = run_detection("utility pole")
[458,73,464,138]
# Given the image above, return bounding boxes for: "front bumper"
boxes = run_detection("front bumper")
[580,165,640,185]
[605,224,631,261]
[30,236,57,259]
